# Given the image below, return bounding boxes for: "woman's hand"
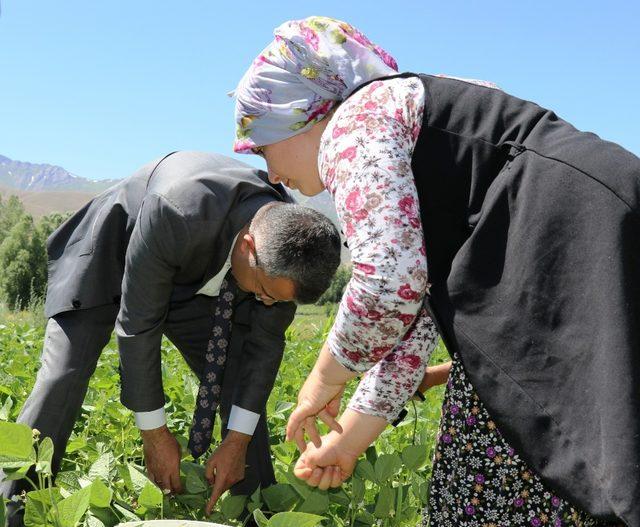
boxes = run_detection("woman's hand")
[294,433,358,490]
[418,361,452,393]
[287,343,356,452]
[287,372,346,452]
[293,408,388,489]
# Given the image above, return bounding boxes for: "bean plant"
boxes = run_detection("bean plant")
[0,308,448,526]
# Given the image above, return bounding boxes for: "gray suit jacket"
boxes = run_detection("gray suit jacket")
[45,151,297,413]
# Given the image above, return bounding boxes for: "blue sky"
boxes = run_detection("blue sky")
[1,0,638,181]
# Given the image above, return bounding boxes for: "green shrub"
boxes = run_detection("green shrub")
[0,195,70,310]
[316,266,351,305]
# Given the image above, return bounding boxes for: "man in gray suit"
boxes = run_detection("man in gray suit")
[1,151,341,520]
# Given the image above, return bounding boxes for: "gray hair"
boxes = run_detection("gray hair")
[250,203,341,304]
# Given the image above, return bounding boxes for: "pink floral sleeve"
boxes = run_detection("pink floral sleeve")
[319,76,439,422]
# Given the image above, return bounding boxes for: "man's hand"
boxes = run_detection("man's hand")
[205,430,251,515]
[141,425,183,494]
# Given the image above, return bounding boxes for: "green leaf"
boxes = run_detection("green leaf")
[55,485,92,527]
[0,397,13,420]
[36,437,54,475]
[88,453,115,482]
[374,454,402,482]
[401,445,428,470]
[273,401,294,416]
[2,463,31,481]
[282,468,311,499]
[354,459,376,482]
[112,503,139,522]
[355,510,376,525]
[328,487,350,507]
[415,481,430,505]
[220,494,247,520]
[87,505,119,527]
[253,509,269,527]
[296,490,329,514]
[0,422,34,468]
[56,471,81,492]
[351,477,365,503]
[174,493,204,508]
[272,442,296,465]
[25,489,58,527]
[0,499,6,527]
[185,470,207,494]
[65,436,86,454]
[269,511,325,527]
[89,479,112,508]
[247,486,263,513]
[126,464,151,494]
[137,481,163,510]
[262,483,299,512]
[85,514,106,527]
[373,486,395,518]
[365,445,378,465]
[395,484,404,517]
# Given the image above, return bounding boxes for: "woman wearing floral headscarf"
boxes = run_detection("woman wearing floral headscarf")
[232,16,638,527]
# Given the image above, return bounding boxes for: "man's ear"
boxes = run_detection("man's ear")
[242,233,257,256]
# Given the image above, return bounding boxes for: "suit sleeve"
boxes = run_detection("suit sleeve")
[116,193,191,412]
[230,300,297,414]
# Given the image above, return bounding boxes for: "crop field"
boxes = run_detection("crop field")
[0,305,448,527]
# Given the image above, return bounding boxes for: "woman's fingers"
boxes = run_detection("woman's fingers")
[317,409,343,434]
[306,468,323,487]
[306,417,322,447]
[330,466,343,488]
[317,466,336,491]
[294,464,314,480]
[286,406,309,442]
[294,426,307,453]
[291,412,325,452]
[293,453,314,480]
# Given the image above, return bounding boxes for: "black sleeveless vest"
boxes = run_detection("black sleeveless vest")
[353,73,640,525]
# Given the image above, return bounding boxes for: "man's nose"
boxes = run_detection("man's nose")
[255,294,276,306]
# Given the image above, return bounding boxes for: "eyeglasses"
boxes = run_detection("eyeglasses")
[251,253,278,305]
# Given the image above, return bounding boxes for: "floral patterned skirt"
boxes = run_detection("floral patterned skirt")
[422,354,621,527]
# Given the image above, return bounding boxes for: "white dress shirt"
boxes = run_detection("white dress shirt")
[135,234,261,436]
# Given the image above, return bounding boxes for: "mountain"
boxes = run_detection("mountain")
[0,154,118,192]
[0,151,349,258]
[0,185,96,218]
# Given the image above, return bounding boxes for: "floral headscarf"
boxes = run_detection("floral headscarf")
[231,16,398,154]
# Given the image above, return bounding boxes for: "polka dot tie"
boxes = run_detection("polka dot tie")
[187,271,236,459]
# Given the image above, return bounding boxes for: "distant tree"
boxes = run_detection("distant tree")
[316,265,351,305]
[0,200,71,309]
[38,211,72,239]
[0,215,44,309]
[0,195,26,245]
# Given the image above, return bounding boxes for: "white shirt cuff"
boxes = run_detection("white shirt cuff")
[227,405,260,436]
[134,408,167,430]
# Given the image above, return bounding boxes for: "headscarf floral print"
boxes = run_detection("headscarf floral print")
[231,16,398,153]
